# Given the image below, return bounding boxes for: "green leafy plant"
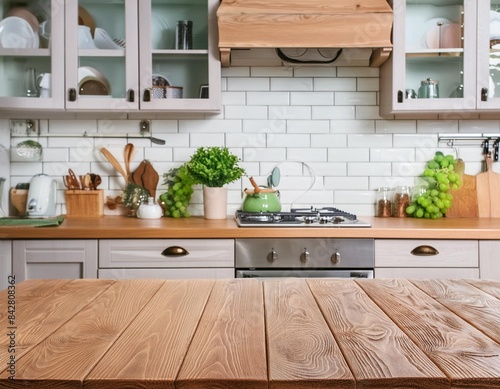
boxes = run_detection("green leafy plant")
[186,147,245,187]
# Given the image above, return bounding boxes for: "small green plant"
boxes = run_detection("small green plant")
[186,147,245,187]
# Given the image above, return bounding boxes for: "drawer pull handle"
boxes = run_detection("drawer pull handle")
[411,245,439,256]
[161,246,189,257]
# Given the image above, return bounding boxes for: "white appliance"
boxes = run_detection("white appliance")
[26,174,57,218]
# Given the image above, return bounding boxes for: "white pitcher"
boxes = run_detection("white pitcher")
[37,73,51,98]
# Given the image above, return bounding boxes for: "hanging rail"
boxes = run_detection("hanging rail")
[438,133,500,161]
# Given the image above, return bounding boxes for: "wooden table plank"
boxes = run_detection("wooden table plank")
[307,279,449,389]
[0,279,164,388]
[0,279,114,373]
[357,279,500,388]
[411,279,500,344]
[466,279,500,299]
[176,279,267,389]
[84,279,216,389]
[265,279,354,389]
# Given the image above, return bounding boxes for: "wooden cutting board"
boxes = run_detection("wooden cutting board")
[445,174,479,218]
[476,155,500,218]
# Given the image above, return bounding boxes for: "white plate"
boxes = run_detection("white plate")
[94,27,124,50]
[422,18,453,49]
[0,16,39,49]
[151,14,172,49]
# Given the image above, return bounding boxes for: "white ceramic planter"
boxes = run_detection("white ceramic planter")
[203,186,227,219]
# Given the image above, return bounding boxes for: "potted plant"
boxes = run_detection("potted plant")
[186,147,245,219]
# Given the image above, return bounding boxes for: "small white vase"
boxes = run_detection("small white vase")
[203,186,227,219]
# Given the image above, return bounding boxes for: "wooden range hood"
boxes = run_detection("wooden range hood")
[217,0,393,68]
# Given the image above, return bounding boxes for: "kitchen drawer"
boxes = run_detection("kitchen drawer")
[99,239,234,268]
[98,268,234,279]
[375,240,478,268]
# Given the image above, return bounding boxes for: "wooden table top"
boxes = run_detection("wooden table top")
[1,278,500,388]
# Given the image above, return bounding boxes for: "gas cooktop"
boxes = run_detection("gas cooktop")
[235,207,371,228]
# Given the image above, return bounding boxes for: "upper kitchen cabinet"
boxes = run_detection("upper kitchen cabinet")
[138,0,220,111]
[0,0,65,110]
[380,0,476,116]
[0,0,220,114]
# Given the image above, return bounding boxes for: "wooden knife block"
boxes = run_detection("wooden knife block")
[65,190,104,217]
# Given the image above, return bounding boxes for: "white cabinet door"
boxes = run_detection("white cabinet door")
[0,0,66,111]
[137,0,221,112]
[12,240,98,282]
[479,241,500,280]
[0,240,12,290]
[380,0,491,115]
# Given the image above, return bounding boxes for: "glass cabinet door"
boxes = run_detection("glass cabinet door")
[65,0,138,111]
[138,0,221,112]
[0,0,65,111]
[392,0,476,112]
[477,0,500,109]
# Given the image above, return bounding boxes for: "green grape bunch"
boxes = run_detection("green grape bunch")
[405,151,463,219]
[159,164,196,218]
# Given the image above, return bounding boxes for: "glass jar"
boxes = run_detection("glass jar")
[393,186,411,217]
[376,187,392,217]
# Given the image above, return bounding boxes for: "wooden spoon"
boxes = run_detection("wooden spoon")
[124,143,134,183]
[101,147,128,183]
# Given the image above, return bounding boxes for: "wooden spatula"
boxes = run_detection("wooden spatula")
[132,160,148,187]
[142,162,160,199]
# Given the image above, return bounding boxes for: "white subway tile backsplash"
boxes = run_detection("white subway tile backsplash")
[6,65,496,217]
[271,78,313,91]
[247,92,289,106]
[291,92,333,106]
[287,120,329,133]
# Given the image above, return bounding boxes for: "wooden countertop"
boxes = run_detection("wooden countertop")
[1,215,500,239]
[1,278,499,388]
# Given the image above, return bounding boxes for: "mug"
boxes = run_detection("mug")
[78,25,96,49]
[36,73,51,98]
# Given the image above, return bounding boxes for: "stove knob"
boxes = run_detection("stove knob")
[331,251,341,264]
[300,250,310,263]
[267,249,277,262]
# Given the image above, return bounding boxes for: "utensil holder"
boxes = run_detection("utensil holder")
[65,189,104,217]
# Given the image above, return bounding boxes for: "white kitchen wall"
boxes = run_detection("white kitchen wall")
[5,65,499,217]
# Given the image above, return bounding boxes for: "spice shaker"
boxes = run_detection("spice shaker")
[376,187,392,217]
[176,20,193,50]
[393,186,411,217]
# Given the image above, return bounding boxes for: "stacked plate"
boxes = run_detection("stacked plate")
[78,66,111,96]
[0,11,39,49]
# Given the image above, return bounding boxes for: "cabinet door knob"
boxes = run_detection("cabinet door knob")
[331,251,341,264]
[481,88,488,102]
[300,250,309,263]
[143,89,151,102]
[267,249,277,262]
[397,90,404,103]
[68,88,77,102]
[128,89,135,102]
[410,245,439,256]
[161,246,189,257]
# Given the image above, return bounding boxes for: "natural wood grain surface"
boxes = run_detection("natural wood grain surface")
[476,155,500,217]
[1,280,163,388]
[411,279,500,344]
[1,279,500,388]
[357,279,500,388]
[85,279,215,389]
[307,279,449,389]
[264,279,354,389]
[176,279,267,389]
[446,174,479,217]
[0,279,114,369]
[3,215,500,240]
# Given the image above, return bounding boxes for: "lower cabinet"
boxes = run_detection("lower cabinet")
[12,240,98,282]
[375,239,480,279]
[479,241,500,281]
[98,239,235,279]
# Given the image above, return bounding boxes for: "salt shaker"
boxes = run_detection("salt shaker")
[376,187,392,217]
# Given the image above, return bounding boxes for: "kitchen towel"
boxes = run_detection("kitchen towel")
[0,215,65,227]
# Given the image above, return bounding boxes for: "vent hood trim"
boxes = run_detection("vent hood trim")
[217,0,393,67]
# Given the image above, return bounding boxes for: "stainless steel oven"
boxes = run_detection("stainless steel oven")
[235,238,374,279]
